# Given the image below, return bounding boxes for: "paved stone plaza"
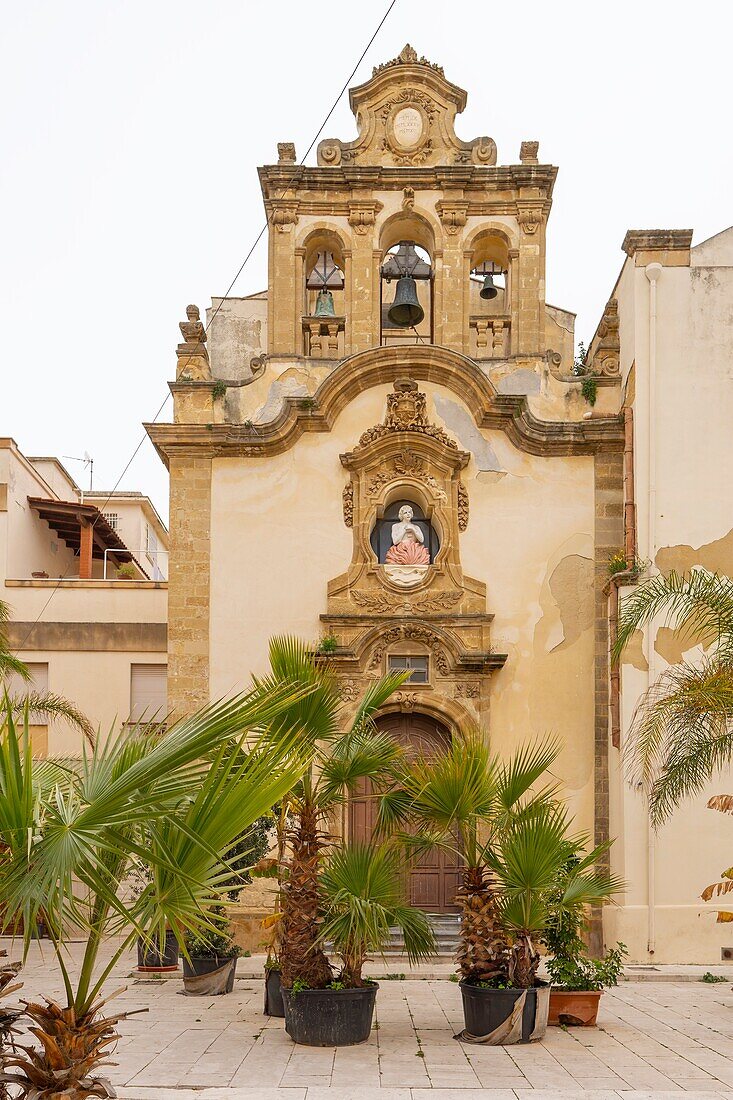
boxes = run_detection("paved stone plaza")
[7,941,733,1099]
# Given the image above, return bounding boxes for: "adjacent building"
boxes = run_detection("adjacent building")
[0,438,168,755]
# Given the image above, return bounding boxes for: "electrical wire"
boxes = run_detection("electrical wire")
[12,0,399,656]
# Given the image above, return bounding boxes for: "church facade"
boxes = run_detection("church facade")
[148,46,733,963]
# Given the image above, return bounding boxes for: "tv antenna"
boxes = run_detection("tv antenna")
[63,452,94,502]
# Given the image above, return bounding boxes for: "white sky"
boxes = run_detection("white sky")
[2,0,731,524]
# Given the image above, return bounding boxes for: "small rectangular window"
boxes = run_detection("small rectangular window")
[103,512,119,530]
[388,655,429,684]
[130,664,167,724]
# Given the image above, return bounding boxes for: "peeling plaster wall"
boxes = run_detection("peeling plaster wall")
[209,382,598,839]
[610,229,733,961]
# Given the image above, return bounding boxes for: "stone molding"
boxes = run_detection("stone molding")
[621,229,693,257]
[147,345,624,467]
[7,621,167,652]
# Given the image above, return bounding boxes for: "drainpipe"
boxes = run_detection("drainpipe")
[608,407,637,749]
[645,261,662,957]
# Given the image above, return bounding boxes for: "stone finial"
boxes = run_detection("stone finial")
[176,303,210,380]
[372,43,445,77]
[277,142,297,165]
[520,141,539,164]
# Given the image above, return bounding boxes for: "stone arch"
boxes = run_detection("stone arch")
[378,209,440,258]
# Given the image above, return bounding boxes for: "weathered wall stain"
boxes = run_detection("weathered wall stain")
[254,369,312,423]
[432,393,503,472]
[656,528,733,577]
[547,554,595,652]
[496,368,541,395]
[654,625,713,666]
[621,628,649,671]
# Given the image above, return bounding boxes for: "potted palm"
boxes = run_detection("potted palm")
[543,854,627,1026]
[282,843,435,1045]
[182,905,242,995]
[255,637,407,995]
[466,807,623,1043]
[0,673,315,1098]
[380,734,619,1044]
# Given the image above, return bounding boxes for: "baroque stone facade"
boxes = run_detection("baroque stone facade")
[146,47,733,958]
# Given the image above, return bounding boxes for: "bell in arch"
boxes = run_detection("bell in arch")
[387,276,424,328]
[314,288,336,317]
[479,273,498,300]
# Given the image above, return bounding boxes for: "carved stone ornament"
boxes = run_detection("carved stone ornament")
[588,298,621,376]
[366,623,451,676]
[348,202,381,235]
[395,691,419,712]
[519,140,539,164]
[270,202,299,232]
[337,677,360,703]
[436,200,469,235]
[372,43,445,77]
[277,142,296,164]
[517,206,542,235]
[176,304,211,380]
[315,46,497,168]
[457,482,469,531]
[357,380,457,450]
[402,186,415,211]
[342,483,354,527]
[455,680,481,699]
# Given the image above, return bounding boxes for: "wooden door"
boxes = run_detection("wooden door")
[349,713,460,913]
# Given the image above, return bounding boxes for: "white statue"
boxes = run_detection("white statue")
[386,506,430,566]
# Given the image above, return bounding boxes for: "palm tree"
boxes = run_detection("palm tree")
[1,597,95,748]
[613,569,733,825]
[377,733,563,985]
[0,675,315,1098]
[487,807,623,987]
[256,637,407,990]
[319,843,435,987]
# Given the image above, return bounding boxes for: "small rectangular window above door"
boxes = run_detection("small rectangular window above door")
[388,655,429,684]
[129,664,167,724]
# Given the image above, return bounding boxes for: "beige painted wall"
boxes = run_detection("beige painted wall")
[209,381,597,838]
[610,227,733,962]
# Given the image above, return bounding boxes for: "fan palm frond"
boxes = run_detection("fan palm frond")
[319,842,435,983]
[11,691,96,749]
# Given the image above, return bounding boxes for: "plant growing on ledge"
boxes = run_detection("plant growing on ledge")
[573,341,597,406]
[581,375,597,406]
[297,397,318,412]
[212,380,227,401]
[317,633,339,655]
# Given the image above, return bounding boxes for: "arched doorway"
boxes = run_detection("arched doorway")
[349,712,460,913]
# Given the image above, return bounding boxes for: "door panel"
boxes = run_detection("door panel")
[349,713,459,913]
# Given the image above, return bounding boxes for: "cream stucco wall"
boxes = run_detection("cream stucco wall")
[610,227,733,962]
[209,381,598,838]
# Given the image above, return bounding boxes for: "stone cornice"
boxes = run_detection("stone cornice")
[258,163,558,200]
[622,229,693,256]
[146,346,624,468]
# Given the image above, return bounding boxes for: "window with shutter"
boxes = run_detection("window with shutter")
[129,664,167,724]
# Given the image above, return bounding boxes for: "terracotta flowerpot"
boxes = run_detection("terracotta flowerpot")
[548,988,602,1026]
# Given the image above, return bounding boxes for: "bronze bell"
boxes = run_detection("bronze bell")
[480,273,498,300]
[387,276,424,327]
[314,288,336,317]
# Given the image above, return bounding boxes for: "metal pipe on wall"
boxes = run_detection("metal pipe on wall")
[645,261,663,956]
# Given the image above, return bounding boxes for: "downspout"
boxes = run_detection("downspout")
[645,261,662,957]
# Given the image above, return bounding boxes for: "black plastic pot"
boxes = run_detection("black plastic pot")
[459,981,549,1044]
[264,968,285,1017]
[182,955,237,995]
[136,931,179,972]
[282,983,378,1046]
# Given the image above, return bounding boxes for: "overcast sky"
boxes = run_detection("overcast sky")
[3,0,731,523]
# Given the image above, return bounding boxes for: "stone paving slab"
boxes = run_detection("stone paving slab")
[6,938,733,1099]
